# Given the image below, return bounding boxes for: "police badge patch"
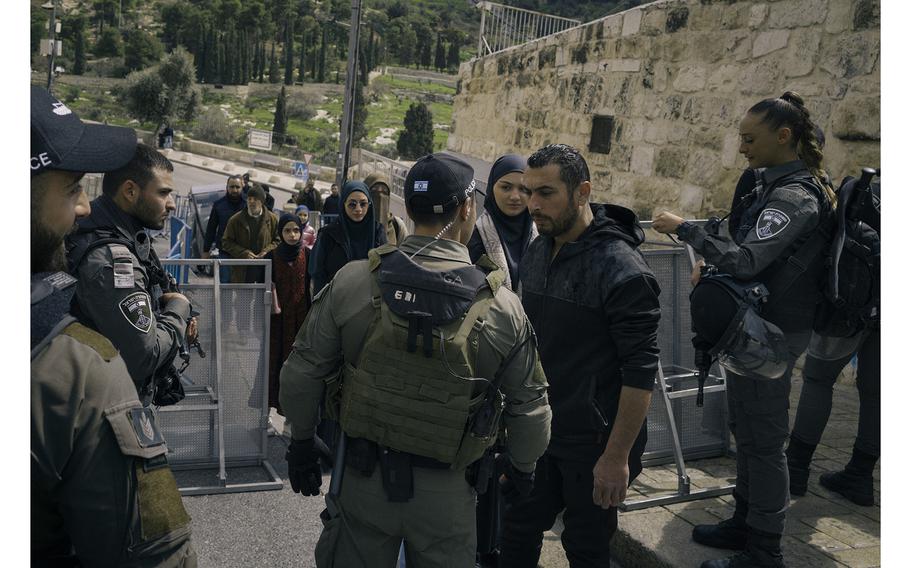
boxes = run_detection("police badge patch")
[119,291,153,333]
[755,208,790,240]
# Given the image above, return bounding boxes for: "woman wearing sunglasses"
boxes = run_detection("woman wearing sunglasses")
[309,180,388,294]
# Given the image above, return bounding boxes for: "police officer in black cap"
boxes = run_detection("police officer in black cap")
[279,153,551,567]
[653,92,836,568]
[66,143,197,403]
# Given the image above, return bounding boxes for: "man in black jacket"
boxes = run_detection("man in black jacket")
[203,175,246,283]
[499,144,661,567]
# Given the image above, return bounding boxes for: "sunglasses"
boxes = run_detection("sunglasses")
[346,200,369,210]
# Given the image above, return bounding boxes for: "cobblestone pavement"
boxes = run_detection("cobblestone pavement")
[614,363,879,568]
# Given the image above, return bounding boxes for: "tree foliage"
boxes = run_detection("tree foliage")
[122,47,199,131]
[124,29,164,72]
[95,27,124,57]
[397,102,434,160]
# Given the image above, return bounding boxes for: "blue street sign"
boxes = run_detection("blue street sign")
[292,161,309,182]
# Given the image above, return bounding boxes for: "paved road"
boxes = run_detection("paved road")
[172,162,227,197]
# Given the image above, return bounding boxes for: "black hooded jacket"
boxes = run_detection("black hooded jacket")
[520,203,661,470]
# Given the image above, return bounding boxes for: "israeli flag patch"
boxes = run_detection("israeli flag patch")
[414,180,429,192]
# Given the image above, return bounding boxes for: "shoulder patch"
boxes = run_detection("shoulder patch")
[755,208,791,240]
[119,291,154,333]
[62,322,118,361]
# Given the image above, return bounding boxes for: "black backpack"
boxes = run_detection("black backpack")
[813,168,880,337]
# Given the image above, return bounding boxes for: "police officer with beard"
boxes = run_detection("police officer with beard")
[67,143,197,401]
[279,153,551,568]
[653,92,836,568]
[31,85,196,567]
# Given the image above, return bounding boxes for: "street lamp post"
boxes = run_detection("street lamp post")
[42,0,58,93]
[335,0,363,189]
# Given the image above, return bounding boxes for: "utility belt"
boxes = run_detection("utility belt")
[345,436,451,503]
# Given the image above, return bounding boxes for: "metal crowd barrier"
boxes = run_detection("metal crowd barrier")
[155,258,282,495]
[623,221,734,511]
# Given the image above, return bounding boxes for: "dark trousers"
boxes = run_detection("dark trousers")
[726,330,810,536]
[791,328,880,456]
[499,453,618,568]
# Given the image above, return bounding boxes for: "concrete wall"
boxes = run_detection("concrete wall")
[449,0,880,217]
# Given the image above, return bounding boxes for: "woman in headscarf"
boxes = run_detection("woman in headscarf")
[295,204,317,250]
[309,180,387,293]
[468,153,538,291]
[265,213,312,414]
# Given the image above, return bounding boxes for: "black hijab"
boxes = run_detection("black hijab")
[485,154,532,287]
[339,180,377,260]
[275,213,304,262]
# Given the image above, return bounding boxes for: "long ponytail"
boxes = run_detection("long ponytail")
[749,91,837,207]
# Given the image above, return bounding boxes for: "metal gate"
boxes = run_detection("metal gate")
[625,225,734,510]
[155,258,282,495]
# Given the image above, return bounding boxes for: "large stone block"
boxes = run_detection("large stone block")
[603,14,625,37]
[752,29,790,58]
[819,32,880,79]
[641,7,667,36]
[706,63,742,93]
[622,8,643,37]
[672,65,708,92]
[631,145,655,175]
[721,132,742,168]
[655,147,689,179]
[750,4,769,28]
[605,58,642,73]
[720,3,752,30]
[830,95,880,141]
[692,31,734,64]
[824,0,852,32]
[738,59,785,97]
[784,29,822,77]
[679,183,706,215]
[767,0,829,28]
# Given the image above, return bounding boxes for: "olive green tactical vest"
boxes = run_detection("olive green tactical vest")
[339,245,505,469]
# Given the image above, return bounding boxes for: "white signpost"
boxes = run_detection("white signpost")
[248,129,273,151]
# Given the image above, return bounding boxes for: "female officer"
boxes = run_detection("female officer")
[652,91,836,568]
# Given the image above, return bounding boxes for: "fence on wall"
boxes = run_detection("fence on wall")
[474,1,582,58]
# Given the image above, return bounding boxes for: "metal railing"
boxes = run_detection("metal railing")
[475,1,582,58]
[155,258,282,495]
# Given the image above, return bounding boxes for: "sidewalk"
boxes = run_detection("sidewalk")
[598,363,880,568]
[161,148,334,202]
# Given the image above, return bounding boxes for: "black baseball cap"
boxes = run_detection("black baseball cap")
[405,153,476,214]
[31,85,137,177]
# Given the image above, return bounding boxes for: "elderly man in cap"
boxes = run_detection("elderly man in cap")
[30,86,196,566]
[280,153,551,567]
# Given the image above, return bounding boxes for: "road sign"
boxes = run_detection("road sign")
[302,153,313,165]
[248,129,272,151]
[292,162,309,182]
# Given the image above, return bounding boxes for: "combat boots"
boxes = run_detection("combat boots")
[819,446,877,506]
[784,436,816,496]
[699,528,785,568]
[692,492,748,550]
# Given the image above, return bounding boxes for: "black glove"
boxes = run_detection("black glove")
[286,436,332,496]
[496,454,535,502]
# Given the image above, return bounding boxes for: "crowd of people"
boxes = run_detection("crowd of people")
[31,80,878,568]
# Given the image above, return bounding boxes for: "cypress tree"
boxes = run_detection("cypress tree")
[73,16,87,75]
[217,32,226,83]
[434,32,445,72]
[258,41,266,82]
[206,27,218,84]
[273,85,288,145]
[396,102,434,159]
[241,30,249,84]
[309,30,317,80]
[446,34,460,71]
[366,24,375,72]
[317,24,327,83]
[224,29,235,84]
[284,20,294,85]
[298,29,306,84]
[268,42,280,83]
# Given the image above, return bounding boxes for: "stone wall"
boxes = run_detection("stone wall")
[449,0,880,217]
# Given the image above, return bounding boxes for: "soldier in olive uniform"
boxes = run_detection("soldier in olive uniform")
[66,144,197,399]
[280,153,552,568]
[30,85,196,567]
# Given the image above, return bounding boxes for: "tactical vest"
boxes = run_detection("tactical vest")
[338,244,505,470]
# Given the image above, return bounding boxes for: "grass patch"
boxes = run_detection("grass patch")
[373,74,456,96]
